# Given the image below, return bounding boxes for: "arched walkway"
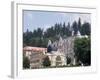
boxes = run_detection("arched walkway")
[56,56,62,66]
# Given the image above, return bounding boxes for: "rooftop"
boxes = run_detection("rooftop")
[23,46,47,52]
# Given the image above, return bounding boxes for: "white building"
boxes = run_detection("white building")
[23,30,88,68]
[23,46,47,68]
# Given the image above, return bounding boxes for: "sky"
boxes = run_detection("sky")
[23,10,91,32]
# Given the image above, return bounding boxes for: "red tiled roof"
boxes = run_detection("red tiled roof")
[23,46,47,52]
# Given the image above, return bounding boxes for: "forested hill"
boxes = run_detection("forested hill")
[23,18,91,48]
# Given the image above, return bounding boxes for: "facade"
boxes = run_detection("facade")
[46,51,66,66]
[23,46,47,69]
[46,36,75,66]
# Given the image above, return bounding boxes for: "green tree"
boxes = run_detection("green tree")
[66,22,72,36]
[78,18,82,33]
[43,56,51,67]
[23,29,33,46]
[81,22,91,35]
[37,28,43,37]
[45,27,55,37]
[72,21,78,35]
[74,37,91,66]
[23,56,30,69]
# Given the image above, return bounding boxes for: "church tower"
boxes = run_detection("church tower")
[77,30,81,37]
[58,37,64,53]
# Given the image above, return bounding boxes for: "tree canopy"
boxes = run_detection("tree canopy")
[74,37,91,66]
[23,18,91,48]
[23,56,30,69]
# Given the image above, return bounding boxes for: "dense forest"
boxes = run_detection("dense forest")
[23,18,91,48]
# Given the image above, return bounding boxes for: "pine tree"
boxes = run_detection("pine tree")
[78,18,81,34]
[72,21,78,35]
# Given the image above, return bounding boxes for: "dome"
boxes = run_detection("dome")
[47,40,52,53]
[47,45,52,53]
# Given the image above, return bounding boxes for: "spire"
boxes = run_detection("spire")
[72,30,74,36]
[59,36,63,45]
[59,36,63,42]
[58,36,63,48]
[77,30,81,36]
[76,30,82,38]
[47,40,52,46]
